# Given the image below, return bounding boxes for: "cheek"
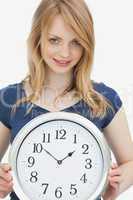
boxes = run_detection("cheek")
[72,49,83,61]
[45,46,57,59]
[41,42,56,60]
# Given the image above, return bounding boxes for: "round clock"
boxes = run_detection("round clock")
[9,111,111,200]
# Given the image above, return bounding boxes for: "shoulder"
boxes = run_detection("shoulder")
[0,82,23,106]
[0,82,23,129]
[92,81,123,128]
[92,81,122,111]
[93,81,119,95]
[0,82,21,94]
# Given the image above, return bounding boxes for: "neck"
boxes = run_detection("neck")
[44,68,73,92]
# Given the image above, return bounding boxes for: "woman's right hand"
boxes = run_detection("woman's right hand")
[0,163,13,198]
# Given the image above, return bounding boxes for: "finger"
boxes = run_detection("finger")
[0,178,13,187]
[109,176,122,183]
[111,163,118,169]
[110,182,120,190]
[0,183,13,192]
[0,190,12,199]
[109,168,121,177]
[0,192,6,199]
[0,178,12,186]
[0,163,12,172]
[0,168,13,182]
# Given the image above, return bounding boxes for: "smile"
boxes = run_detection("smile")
[53,58,71,66]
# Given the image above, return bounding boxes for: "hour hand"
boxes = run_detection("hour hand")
[59,150,76,163]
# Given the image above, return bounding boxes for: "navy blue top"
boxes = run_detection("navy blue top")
[0,81,122,200]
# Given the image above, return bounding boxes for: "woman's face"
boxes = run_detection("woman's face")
[41,15,83,74]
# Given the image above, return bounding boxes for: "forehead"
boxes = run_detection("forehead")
[47,15,78,39]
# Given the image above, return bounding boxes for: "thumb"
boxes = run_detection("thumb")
[0,163,12,172]
[111,163,118,169]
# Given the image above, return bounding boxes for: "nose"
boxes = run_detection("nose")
[59,44,70,58]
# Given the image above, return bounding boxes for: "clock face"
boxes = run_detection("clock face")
[9,112,110,200]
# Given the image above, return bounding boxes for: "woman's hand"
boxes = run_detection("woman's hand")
[102,163,122,200]
[0,163,13,198]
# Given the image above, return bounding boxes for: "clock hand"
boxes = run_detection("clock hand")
[44,149,76,165]
[43,149,59,163]
[58,150,76,163]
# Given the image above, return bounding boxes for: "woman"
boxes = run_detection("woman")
[0,0,133,199]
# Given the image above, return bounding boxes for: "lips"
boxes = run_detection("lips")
[53,58,71,64]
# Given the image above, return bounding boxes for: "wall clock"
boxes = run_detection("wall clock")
[9,111,111,200]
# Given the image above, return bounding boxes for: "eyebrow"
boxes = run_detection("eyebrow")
[48,33,77,41]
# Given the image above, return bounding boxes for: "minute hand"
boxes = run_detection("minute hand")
[43,149,59,162]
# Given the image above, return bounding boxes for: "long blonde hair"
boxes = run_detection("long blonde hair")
[15,0,113,118]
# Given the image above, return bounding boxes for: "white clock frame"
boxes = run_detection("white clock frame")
[9,111,111,200]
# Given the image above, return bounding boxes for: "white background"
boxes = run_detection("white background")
[0,0,133,199]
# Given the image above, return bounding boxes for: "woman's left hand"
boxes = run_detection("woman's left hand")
[102,163,122,200]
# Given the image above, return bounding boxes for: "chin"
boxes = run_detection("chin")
[52,68,72,74]
[49,64,74,74]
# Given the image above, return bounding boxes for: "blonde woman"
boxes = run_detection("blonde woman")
[0,0,133,200]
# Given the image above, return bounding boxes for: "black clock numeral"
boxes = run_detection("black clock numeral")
[33,143,43,153]
[42,183,49,194]
[85,158,92,169]
[73,134,77,144]
[80,173,87,183]
[30,171,38,183]
[43,133,51,143]
[56,129,66,140]
[55,186,62,198]
[28,156,35,167]
[70,184,77,195]
[82,144,89,154]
